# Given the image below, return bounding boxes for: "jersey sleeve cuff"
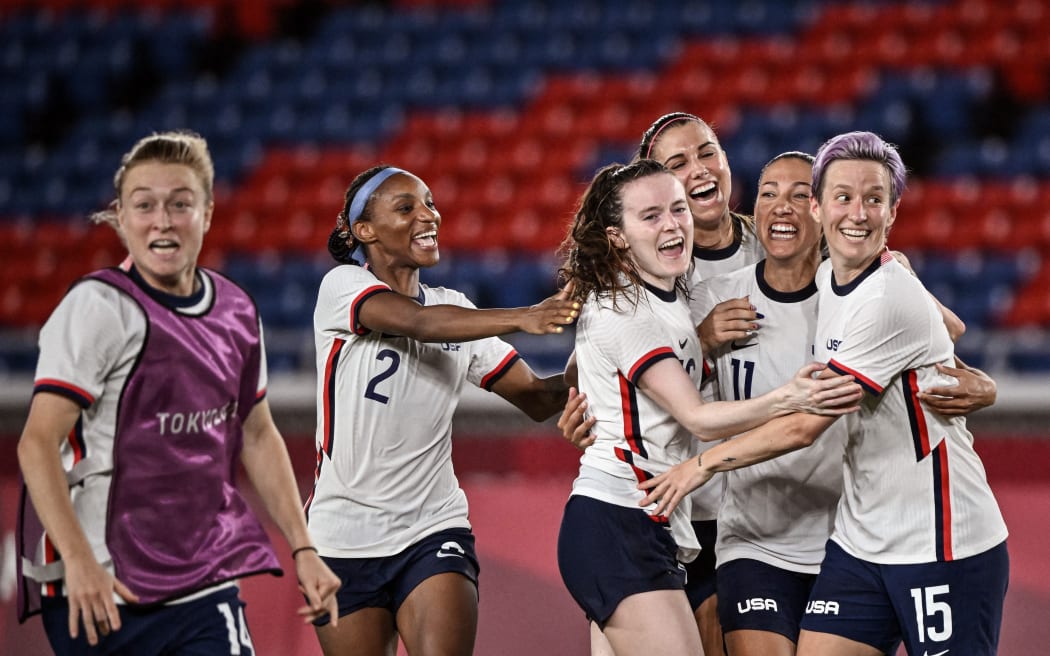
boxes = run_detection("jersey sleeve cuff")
[480,351,521,391]
[33,379,94,408]
[827,359,883,396]
[626,347,677,386]
[349,286,394,335]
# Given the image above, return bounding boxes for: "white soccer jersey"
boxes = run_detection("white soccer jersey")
[683,214,764,521]
[694,261,845,574]
[571,282,704,562]
[307,264,520,558]
[814,252,1007,564]
[688,213,766,284]
[29,269,266,585]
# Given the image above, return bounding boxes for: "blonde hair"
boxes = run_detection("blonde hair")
[91,130,214,229]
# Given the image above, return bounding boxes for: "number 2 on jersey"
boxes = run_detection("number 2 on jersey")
[364,349,401,404]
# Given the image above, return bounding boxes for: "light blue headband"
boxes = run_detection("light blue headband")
[347,167,408,225]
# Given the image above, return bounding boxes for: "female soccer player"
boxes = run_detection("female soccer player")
[307,165,578,656]
[17,131,341,654]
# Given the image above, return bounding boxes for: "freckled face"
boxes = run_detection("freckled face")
[613,173,693,291]
[648,121,732,231]
[117,162,212,296]
[812,159,898,283]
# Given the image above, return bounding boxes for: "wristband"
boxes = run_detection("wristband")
[291,546,318,559]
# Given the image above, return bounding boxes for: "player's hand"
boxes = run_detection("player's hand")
[697,297,761,355]
[779,363,863,416]
[918,362,997,416]
[637,456,712,517]
[520,284,579,335]
[557,387,596,450]
[63,554,139,645]
[294,549,341,626]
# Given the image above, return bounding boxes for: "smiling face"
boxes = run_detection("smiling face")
[754,156,821,264]
[812,159,898,283]
[611,172,693,291]
[353,171,441,269]
[117,161,212,296]
[648,120,732,232]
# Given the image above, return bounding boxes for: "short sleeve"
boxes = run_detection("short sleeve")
[316,265,394,337]
[826,291,928,396]
[34,280,137,407]
[589,301,678,386]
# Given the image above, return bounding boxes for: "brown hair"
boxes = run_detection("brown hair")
[559,159,689,308]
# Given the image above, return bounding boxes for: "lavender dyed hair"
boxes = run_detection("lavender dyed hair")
[811,131,907,205]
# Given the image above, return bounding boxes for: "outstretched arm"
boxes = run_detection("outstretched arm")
[241,400,340,625]
[357,286,578,342]
[490,359,571,422]
[18,393,139,645]
[638,359,860,442]
[638,412,839,516]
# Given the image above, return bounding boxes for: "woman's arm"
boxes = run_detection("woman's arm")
[637,358,861,441]
[17,392,138,645]
[490,359,570,422]
[240,399,340,625]
[638,412,839,516]
[357,286,578,342]
[917,357,997,416]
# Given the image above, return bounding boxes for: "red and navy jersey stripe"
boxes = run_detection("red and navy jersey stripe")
[617,371,647,459]
[616,347,677,460]
[827,358,882,396]
[613,447,669,525]
[480,351,521,390]
[903,369,932,460]
[349,286,393,335]
[33,378,94,408]
[321,338,345,458]
[931,441,954,561]
[902,368,955,560]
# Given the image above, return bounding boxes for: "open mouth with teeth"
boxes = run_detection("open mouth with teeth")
[412,229,438,248]
[658,236,685,258]
[689,181,718,202]
[149,239,179,253]
[769,223,798,239]
[839,227,870,241]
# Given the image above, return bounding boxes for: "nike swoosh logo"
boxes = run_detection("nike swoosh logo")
[678,339,688,348]
[922,650,949,656]
[436,552,464,558]
[730,340,755,350]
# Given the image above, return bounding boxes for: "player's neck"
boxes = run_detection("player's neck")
[763,252,820,292]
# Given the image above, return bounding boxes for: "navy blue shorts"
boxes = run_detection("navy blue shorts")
[41,585,254,656]
[683,519,717,610]
[315,527,479,626]
[717,558,816,642]
[801,539,1009,655]
[557,495,686,629]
